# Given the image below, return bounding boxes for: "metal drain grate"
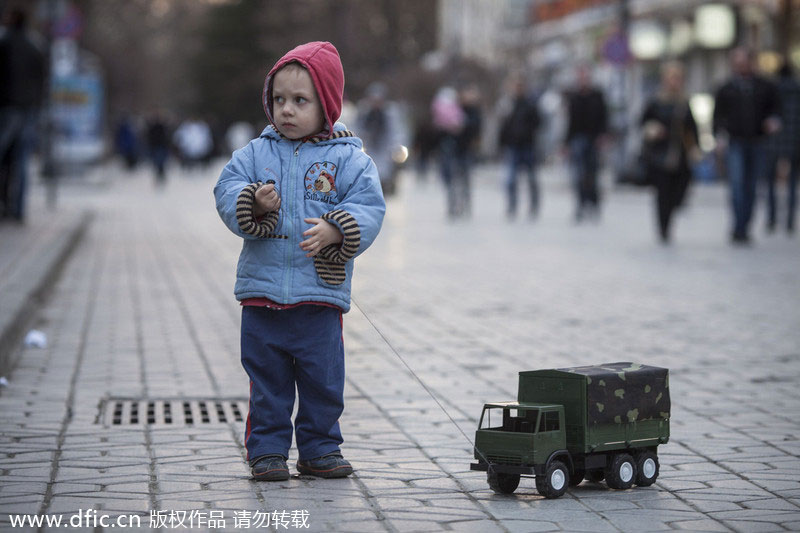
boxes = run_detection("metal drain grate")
[97,398,248,426]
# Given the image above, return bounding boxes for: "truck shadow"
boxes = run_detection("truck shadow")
[487,480,615,499]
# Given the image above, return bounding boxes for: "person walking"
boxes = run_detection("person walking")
[765,62,800,235]
[451,84,482,218]
[640,61,699,244]
[114,114,140,170]
[431,86,466,218]
[357,82,405,197]
[713,47,780,244]
[173,116,213,170]
[225,120,255,154]
[146,110,171,185]
[499,78,540,219]
[564,66,608,222]
[0,7,45,222]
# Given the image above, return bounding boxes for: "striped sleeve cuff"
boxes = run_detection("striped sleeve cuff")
[236,182,279,238]
[313,209,361,286]
[319,209,360,263]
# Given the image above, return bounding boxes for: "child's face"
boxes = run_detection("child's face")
[272,65,325,140]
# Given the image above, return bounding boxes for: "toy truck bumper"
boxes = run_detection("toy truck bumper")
[470,462,536,475]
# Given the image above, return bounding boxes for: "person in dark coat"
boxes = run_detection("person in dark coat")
[713,47,780,244]
[431,86,466,219]
[641,61,699,244]
[451,84,482,218]
[765,63,800,234]
[499,78,540,219]
[564,66,607,222]
[114,115,140,170]
[146,110,171,185]
[0,7,45,222]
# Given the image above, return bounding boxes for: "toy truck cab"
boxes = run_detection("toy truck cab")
[474,402,566,467]
[472,402,573,498]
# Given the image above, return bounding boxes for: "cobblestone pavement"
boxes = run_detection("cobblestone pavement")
[1,161,799,532]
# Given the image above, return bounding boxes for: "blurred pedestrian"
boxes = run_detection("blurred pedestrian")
[431,86,466,218]
[114,114,140,170]
[640,61,699,244]
[213,41,385,481]
[764,62,800,235]
[713,47,780,245]
[564,66,608,222]
[0,7,45,222]
[173,116,213,170]
[146,110,171,185]
[411,117,439,181]
[451,84,482,218]
[225,121,256,154]
[499,77,540,219]
[357,82,405,197]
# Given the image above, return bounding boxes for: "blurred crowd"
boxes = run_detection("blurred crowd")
[111,112,255,184]
[410,46,798,246]
[1,1,798,249]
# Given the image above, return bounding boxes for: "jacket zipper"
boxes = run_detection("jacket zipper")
[283,142,301,301]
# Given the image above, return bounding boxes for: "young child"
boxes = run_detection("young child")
[213,42,385,481]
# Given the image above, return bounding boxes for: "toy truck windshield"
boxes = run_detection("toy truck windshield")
[480,406,539,433]
[479,403,562,434]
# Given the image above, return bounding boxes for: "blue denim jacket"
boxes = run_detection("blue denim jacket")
[214,123,385,311]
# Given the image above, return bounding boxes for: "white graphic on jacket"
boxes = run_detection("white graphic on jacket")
[305,161,338,204]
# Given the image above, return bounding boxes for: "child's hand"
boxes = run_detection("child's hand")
[254,183,281,216]
[300,218,343,258]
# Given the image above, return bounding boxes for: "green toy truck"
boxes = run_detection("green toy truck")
[470,362,670,498]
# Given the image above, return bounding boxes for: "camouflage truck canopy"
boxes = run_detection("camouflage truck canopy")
[519,362,670,425]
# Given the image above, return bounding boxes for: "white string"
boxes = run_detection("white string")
[350,297,495,470]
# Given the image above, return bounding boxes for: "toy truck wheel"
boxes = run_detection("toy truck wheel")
[586,469,604,483]
[487,471,520,495]
[569,468,585,486]
[535,460,569,499]
[635,451,659,487]
[605,453,636,490]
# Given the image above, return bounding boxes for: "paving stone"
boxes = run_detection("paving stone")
[719,520,788,533]
[382,517,450,531]
[0,500,44,517]
[442,519,510,532]
[604,511,686,532]
[578,496,641,512]
[681,498,743,513]
[51,482,103,495]
[740,498,800,511]
[497,519,563,532]
[330,519,393,532]
[671,519,732,531]
[709,509,799,522]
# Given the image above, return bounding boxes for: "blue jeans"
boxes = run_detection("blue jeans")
[0,107,37,219]
[727,139,765,238]
[241,305,345,462]
[765,151,798,231]
[505,145,537,215]
[150,146,169,182]
[568,135,600,217]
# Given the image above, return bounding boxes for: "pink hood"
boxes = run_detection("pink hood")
[263,41,344,139]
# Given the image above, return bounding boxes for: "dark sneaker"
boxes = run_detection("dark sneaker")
[251,455,290,481]
[296,452,353,478]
